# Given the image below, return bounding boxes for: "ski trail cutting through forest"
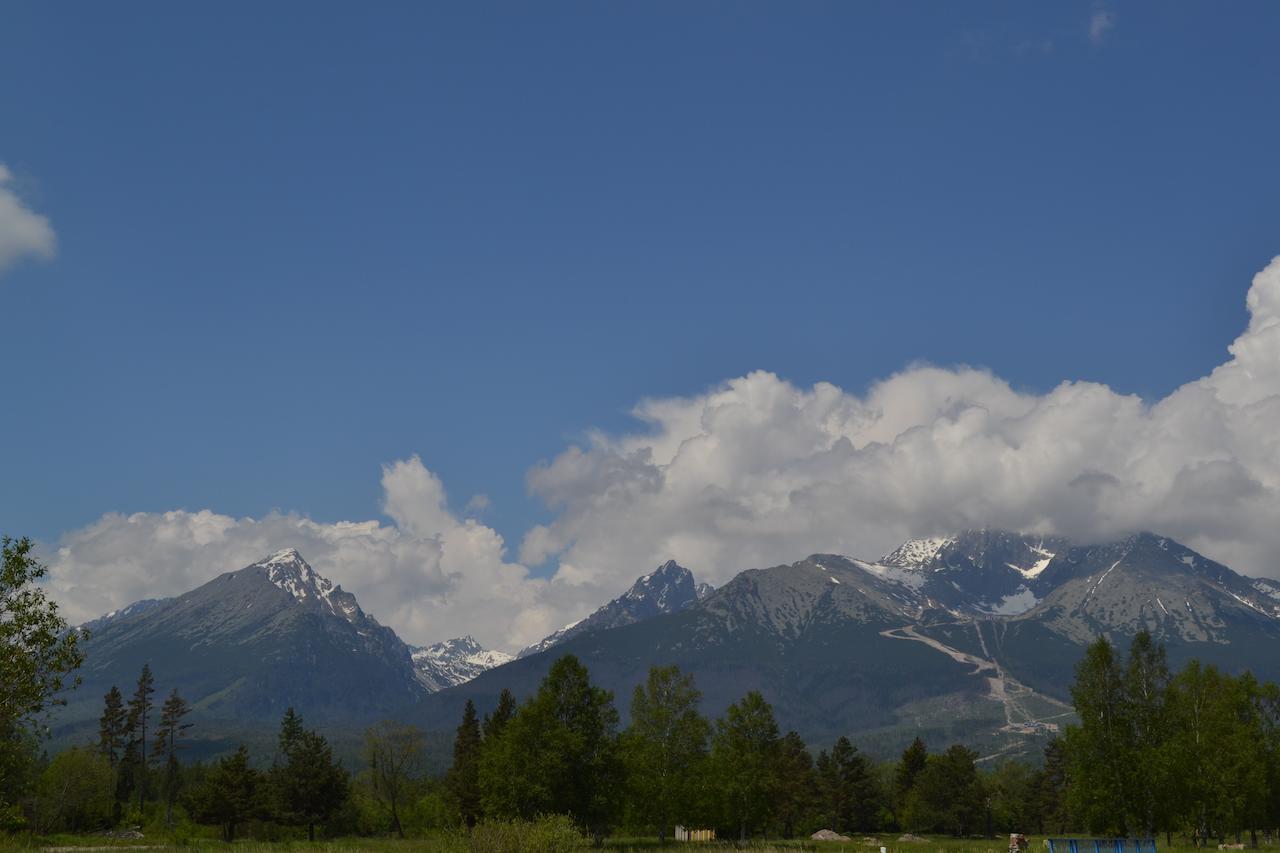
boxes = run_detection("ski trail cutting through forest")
[879,622,1070,738]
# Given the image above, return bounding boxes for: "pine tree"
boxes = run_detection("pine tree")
[192,746,260,842]
[774,730,816,839]
[894,736,928,818]
[278,706,305,757]
[447,699,483,829]
[482,688,517,741]
[125,664,156,811]
[97,686,127,768]
[151,689,192,825]
[271,710,349,842]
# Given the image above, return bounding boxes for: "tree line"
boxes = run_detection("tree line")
[7,534,1280,844]
[1064,631,1280,846]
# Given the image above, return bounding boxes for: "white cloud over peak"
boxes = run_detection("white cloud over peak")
[522,256,1280,587]
[42,256,1280,651]
[0,164,56,277]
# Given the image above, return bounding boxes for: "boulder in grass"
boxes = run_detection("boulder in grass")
[812,829,853,841]
[899,833,927,842]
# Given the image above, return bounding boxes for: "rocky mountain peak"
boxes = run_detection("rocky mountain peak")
[247,549,365,625]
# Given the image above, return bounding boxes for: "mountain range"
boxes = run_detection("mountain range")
[57,531,1280,762]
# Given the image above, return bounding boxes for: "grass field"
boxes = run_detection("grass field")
[2,835,1269,853]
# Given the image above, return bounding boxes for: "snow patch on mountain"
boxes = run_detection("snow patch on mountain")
[881,537,952,568]
[411,635,514,693]
[853,559,927,591]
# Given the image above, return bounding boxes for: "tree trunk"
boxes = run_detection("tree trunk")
[308,822,315,842]
[740,819,747,842]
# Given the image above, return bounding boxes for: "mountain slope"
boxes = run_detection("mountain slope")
[424,532,1280,759]
[63,549,425,732]
[517,560,711,657]
[411,636,513,692]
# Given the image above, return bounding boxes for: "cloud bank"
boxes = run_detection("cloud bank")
[0,164,56,276]
[43,256,1280,651]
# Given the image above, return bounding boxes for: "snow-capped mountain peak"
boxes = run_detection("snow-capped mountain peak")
[252,549,364,624]
[881,536,953,568]
[411,635,514,693]
[517,558,709,658]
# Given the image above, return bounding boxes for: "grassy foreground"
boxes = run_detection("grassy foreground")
[3,831,1270,853]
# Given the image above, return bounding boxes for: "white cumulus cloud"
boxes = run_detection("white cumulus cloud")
[42,256,1280,651]
[0,164,56,277]
[523,256,1280,587]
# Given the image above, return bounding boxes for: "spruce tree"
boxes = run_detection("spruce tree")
[894,736,928,817]
[151,689,192,825]
[271,711,348,842]
[125,664,156,811]
[447,699,483,828]
[192,745,259,842]
[482,688,517,741]
[775,730,816,839]
[97,686,127,768]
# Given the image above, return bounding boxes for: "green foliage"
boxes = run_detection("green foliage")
[270,709,350,841]
[620,665,711,842]
[482,688,517,741]
[153,688,193,825]
[189,745,261,841]
[446,699,482,828]
[363,720,426,838]
[816,735,880,833]
[710,689,780,841]
[0,536,85,810]
[480,655,622,842]
[34,746,114,833]
[773,731,818,839]
[125,663,156,811]
[893,736,928,817]
[463,814,589,852]
[903,744,984,836]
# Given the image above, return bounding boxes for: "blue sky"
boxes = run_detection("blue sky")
[3,2,1280,616]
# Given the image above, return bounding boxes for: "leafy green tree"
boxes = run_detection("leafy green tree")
[152,688,192,825]
[363,720,425,838]
[192,745,260,842]
[620,665,711,843]
[774,730,817,839]
[125,663,156,811]
[271,710,349,841]
[480,656,622,844]
[482,688,518,741]
[35,746,115,833]
[1064,636,1130,834]
[1125,630,1173,835]
[710,689,781,841]
[1166,662,1266,844]
[447,699,483,828]
[0,536,86,810]
[904,745,985,836]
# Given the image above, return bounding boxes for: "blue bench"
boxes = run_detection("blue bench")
[1047,839,1156,853]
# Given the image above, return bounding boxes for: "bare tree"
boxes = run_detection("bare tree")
[362,720,424,838]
